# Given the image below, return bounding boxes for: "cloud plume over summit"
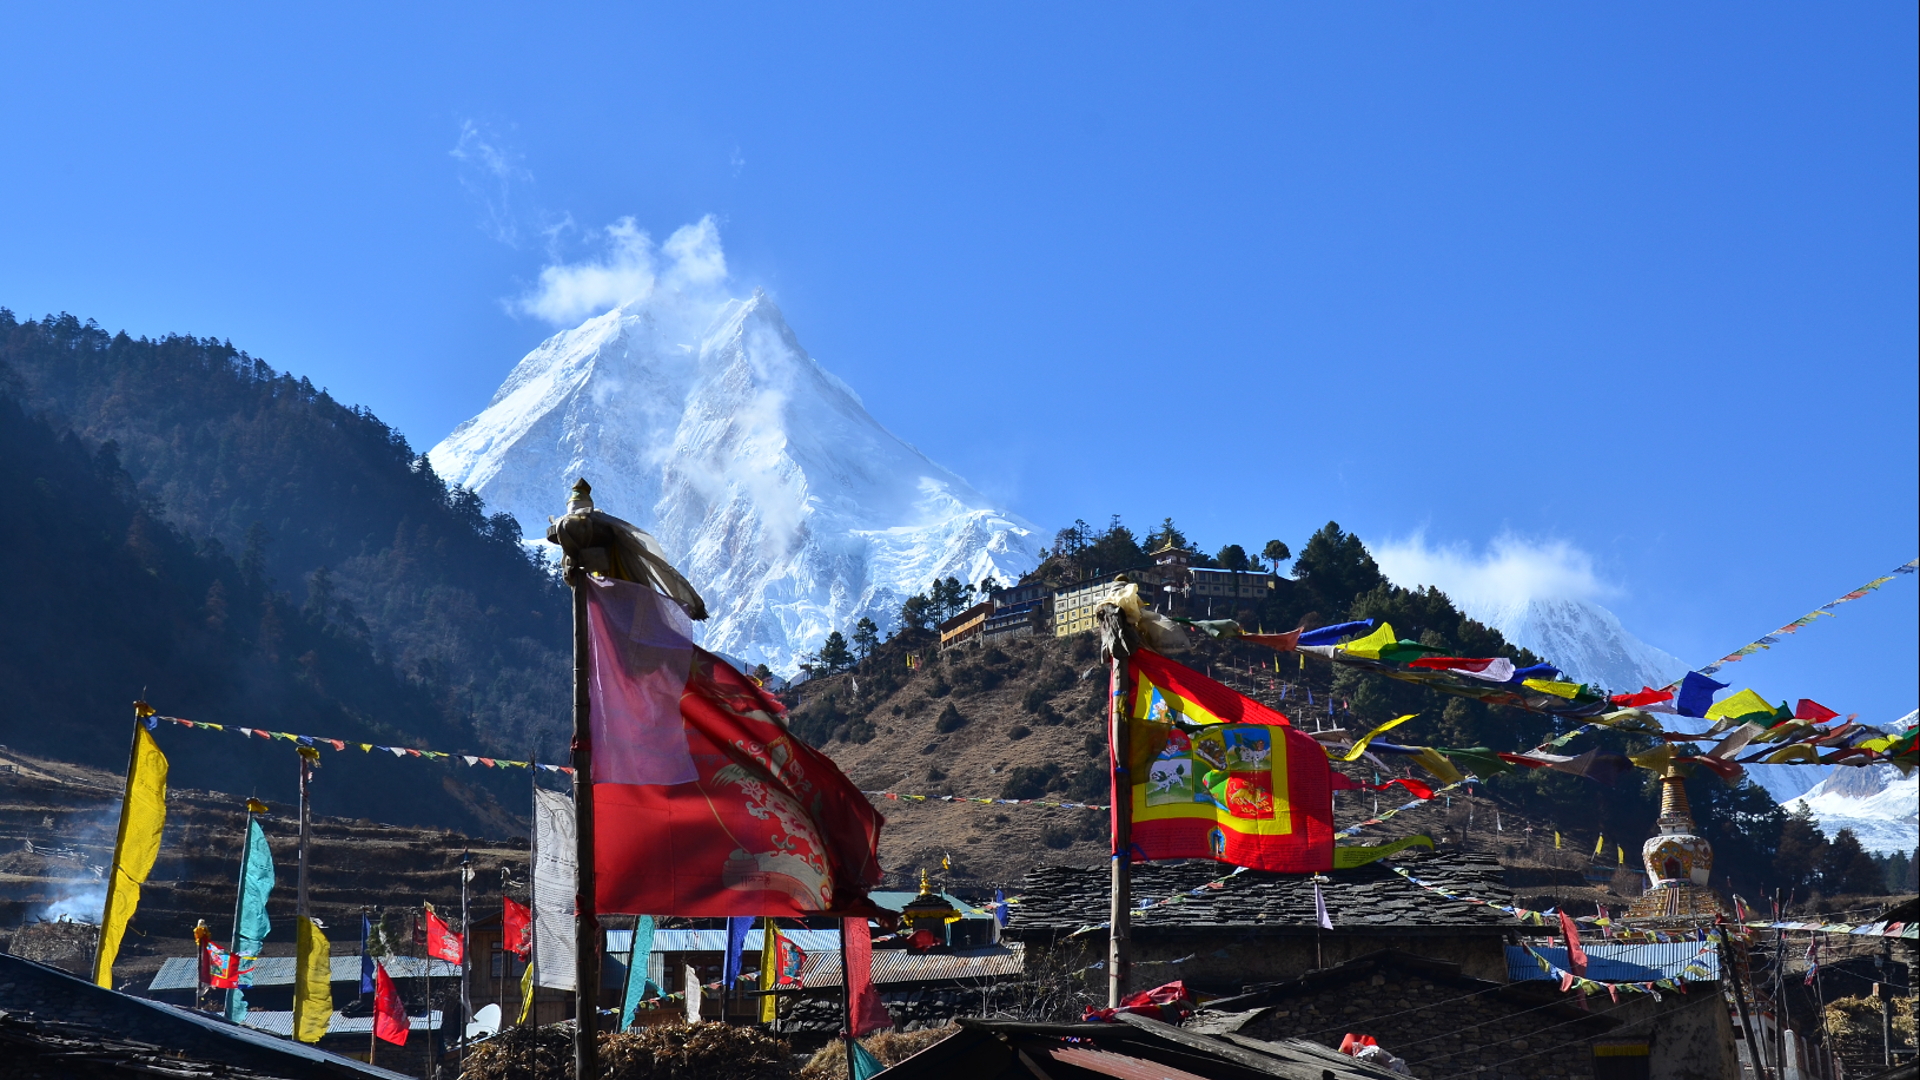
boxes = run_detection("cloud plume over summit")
[513,215,728,325]
[1372,532,1617,610]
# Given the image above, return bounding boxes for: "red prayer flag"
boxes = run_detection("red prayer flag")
[1558,911,1589,976]
[1611,687,1675,708]
[373,963,409,1046]
[584,575,884,916]
[841,917,891,1036]
[203,943,240,989]
[502,896,532,958]
[1793,699,1839,723]
[1408,656,1497,672]
[423,907,464,964]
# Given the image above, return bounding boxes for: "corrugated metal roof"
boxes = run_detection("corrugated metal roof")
[784,943,1024,989]
[610,928,845,953]
[241,1010,443,1037]
[1049,1045,1213,1080]
[150,954,461,991]
[1505,943,1719,983]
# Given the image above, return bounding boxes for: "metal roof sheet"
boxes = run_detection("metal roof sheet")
[1504,943,1720,983]
[1049,1045,1214,1080]
[610,928,845,953]
[150,954,461,991]
[241,1010,443,1037]
[782,943,1025,989]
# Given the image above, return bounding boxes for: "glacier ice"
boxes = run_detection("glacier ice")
[429,289,1041,677]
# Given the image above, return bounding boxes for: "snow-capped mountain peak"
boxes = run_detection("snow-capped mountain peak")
[1463,595,1686,693]
[430,289,1041,675]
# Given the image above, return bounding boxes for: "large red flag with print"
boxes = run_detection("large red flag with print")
[373,963,409,1046]
[423,907,464,965]
[584,575,885,916]
[1123,649,1334,872]
[502,896,531,958]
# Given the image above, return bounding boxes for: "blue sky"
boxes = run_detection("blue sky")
[2,4,1914,723]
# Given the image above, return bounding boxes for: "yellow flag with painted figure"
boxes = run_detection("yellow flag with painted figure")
[94,723,168,988]
[293,916,333,1043]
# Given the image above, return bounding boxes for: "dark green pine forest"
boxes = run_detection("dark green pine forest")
[0,310,566,830]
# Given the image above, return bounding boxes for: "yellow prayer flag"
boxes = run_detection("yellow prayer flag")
[94,725,168,988]
[517,955,536,1025]
[293,916,333,1042]
[1705,688,1775,722]
[1554,831,1562,849]
[1628,744,1675,774]
[1521,678,1583,699]
[1762,744,1821,765]
[1409,747,1465,785]
[1336,622,1398,660]
[1617,845,1625,865]
[1594,835,1605,856]
[1344,714,1416,762]
[758,919,780,1023]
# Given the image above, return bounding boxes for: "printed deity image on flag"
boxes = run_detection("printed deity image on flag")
[1126,650,1334,872]
[585,574,885,916]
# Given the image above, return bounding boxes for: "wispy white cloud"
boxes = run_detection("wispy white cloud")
[1372,532,1616,610]
[512,215,728,325]
[450,120,534,247]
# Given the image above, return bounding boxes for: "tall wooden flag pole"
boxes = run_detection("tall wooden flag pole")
[1106,651,1131,1008]
[551,479,605,1080]
[569,563,599,1078]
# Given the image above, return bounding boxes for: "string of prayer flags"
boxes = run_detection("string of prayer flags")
[1685,557,1917,680]
[859,789,1110,811]
[153,715,574,773]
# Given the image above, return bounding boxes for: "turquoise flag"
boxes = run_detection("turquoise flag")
[223,819,276,1023]
[850,1039,886,1080]
[618,915,658,1032]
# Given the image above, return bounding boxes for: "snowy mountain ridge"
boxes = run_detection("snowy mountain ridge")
[430,289,1042,676]
[1789,730,1919,857]
[1460,595,1687,695]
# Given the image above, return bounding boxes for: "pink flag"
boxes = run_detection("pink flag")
[1558,910,1588,975]
[842,917,891,1036]
[586,575,884,916]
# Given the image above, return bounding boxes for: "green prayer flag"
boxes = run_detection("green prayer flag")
[619,916,658,1032]
[1437,747,1512,777]
[224,819,275,1023]
[851,1038,887,1080]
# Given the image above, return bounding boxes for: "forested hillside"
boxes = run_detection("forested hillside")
[0,387,525,830]
[797,516,1802,899]
[0,311,569,761]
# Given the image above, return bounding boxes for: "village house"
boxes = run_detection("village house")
[1004,849,1741,1080]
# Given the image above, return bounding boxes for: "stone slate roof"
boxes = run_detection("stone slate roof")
[1007,850,1516,932]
